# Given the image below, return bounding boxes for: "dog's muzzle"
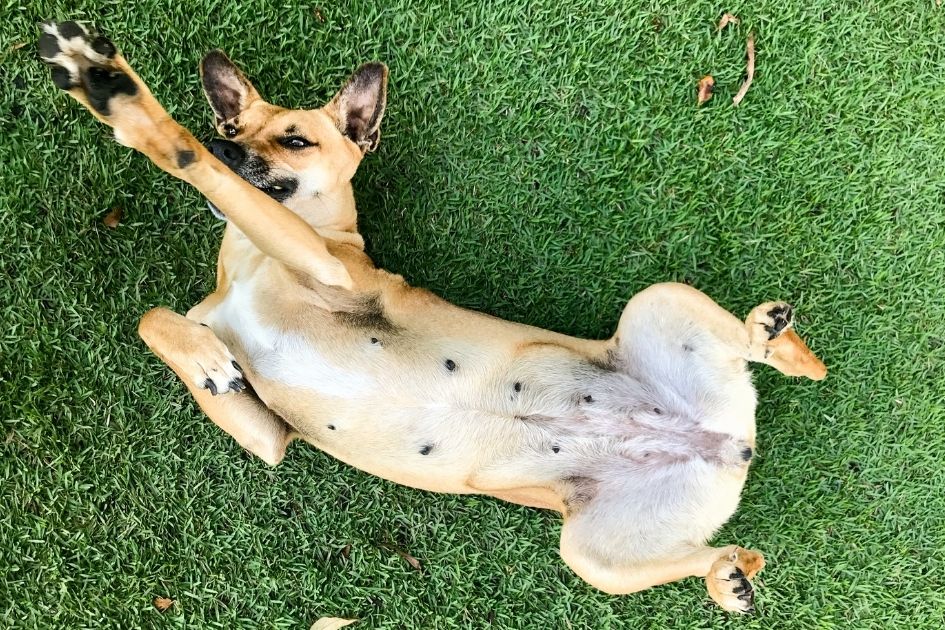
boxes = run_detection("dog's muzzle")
[204,139,247,220]
[208,138,246,170]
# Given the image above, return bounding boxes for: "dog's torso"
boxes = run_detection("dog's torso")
[199,226,755,546]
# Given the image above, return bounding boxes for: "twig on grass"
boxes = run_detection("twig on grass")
[732,33,755,106]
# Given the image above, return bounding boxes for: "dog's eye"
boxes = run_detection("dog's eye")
[279,136,317,149]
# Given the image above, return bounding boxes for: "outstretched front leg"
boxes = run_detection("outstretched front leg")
[38,21,352,289]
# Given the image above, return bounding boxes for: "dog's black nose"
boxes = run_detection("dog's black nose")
[207,138,246,170]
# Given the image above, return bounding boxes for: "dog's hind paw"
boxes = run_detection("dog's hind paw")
[748,302,793,342]
[705,548,765,613]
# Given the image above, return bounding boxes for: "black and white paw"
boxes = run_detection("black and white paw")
[760,303,793,340]
[713,565,755,613]
[746,301,795,353]
[705,549,764,614]
[38,21,136,116]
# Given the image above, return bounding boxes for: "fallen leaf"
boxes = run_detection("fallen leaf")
[9,41,27,52]
[396,549,422,571]
[103,206,122,228]
[310,618,357,630]
[732,33,756,107]
[717,13,739,31]
[697,75,715,105]
[153,597,174,612]
[341,544,351,559]
[380,544,423,570]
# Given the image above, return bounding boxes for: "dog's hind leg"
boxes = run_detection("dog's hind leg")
[138,307,292,465]
[560,531,765,613]
[38,21,352,289]
[614,282,826,381]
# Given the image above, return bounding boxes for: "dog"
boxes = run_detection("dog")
[39,21,826,612]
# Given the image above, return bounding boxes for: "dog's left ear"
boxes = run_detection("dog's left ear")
[326,62,388,153]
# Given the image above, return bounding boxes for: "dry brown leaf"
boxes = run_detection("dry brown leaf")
[396,549,422,571]
[697,75,715,105]
[341,544,351,559]
[717,13,739,31]
[381,544,423,570]
[310,617,357,630]
[9,41,27,52]
[103,207,123,228]
[732,33,755,107]
[153,597,174,612]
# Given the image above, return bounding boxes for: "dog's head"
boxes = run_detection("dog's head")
[199,50,387,222]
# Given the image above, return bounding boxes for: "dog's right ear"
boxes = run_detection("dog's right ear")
[200,50,261,123]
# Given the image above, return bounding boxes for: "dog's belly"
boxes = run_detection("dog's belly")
[206,273,757,511]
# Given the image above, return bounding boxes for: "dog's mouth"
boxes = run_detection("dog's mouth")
[205,153,300,221]
[207,171,299,221]
[206,179,299,221]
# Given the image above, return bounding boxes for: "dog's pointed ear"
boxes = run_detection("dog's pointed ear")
[326,62,388,153]
[200,50,262,123]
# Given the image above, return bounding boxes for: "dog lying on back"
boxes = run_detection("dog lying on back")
[39,21,826,612]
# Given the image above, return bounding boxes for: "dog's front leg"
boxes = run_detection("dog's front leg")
[138,307,292,465]
[38,21,352,289]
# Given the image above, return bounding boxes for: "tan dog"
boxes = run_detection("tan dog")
[39,21,826,613]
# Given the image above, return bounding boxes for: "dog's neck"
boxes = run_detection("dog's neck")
[271,180,365,250]
[293,181,359,233]
[220,178,366,284]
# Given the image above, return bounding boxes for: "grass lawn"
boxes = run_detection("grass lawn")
[3,0,945,627]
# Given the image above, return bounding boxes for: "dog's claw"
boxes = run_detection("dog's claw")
[707,549,764,613]
[182,328,245,396]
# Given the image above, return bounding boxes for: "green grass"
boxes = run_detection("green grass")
[2,0,945,627]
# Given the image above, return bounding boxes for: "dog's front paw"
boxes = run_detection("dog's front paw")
[186,327,247,396]
[705,548,765,613]
[39,22,137,117]
[39,21,204,174]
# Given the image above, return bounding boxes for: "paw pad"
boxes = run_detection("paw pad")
[38,21,135,115]
[763,303,793,340]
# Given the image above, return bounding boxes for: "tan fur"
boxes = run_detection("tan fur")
[41,24,826,613]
